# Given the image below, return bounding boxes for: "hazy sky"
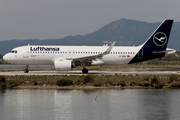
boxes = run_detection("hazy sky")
[0,0,179,41]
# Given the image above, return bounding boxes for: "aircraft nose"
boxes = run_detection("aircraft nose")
[3,54,11,62]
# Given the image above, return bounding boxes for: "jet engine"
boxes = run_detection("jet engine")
[54,59,72,71]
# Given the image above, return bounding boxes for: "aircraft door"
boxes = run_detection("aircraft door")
[138,49,143,59]
[23,47,29,58]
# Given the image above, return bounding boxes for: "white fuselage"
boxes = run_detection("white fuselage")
[3,45,142,65]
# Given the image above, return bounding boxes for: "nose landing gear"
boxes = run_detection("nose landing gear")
[24,65,29,73]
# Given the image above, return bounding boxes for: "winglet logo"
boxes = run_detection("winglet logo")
[153,32,167,46]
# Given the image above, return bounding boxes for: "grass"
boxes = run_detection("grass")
[1,74,180,89]
[57,79,73,86]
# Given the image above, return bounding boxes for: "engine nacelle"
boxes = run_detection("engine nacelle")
[54,59,71,71]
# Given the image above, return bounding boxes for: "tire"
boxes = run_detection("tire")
[24,69,29,73]
[82,68,88,74]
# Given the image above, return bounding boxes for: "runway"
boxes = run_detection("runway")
[0,68,180,75]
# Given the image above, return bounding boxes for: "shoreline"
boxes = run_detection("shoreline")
[10,85,175,89]
[3,83,178,89]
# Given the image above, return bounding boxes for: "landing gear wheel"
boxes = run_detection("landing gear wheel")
[82,68,88,74]
[24,65,29,73]
[24,69,29,73]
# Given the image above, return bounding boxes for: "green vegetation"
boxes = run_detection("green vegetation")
[83,75,95,84]
[169,74,179,82]
[1,74,180,89]
[57,79,73,86]
[0,75,6,88]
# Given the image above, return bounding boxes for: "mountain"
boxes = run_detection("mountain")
[0,18,179,54]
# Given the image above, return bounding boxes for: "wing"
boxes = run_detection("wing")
[69,42,116,63]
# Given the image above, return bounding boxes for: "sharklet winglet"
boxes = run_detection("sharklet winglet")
[102,41,116,55]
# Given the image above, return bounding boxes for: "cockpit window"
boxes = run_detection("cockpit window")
[11,50,17,53]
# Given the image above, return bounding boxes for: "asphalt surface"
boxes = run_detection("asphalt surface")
[0,68,180,75]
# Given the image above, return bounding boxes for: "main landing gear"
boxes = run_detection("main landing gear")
[82,68,88,74]
[24,65,29,73]
[81,62,88,74]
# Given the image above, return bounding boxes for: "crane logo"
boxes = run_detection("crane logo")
[153,32,167,46]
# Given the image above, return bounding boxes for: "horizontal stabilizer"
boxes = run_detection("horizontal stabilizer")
[153,49,176,54]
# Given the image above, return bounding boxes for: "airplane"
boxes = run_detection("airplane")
[3,19,175,74]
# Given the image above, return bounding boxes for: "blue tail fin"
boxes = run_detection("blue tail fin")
[129,19,173,64]
[142,19,173,49]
